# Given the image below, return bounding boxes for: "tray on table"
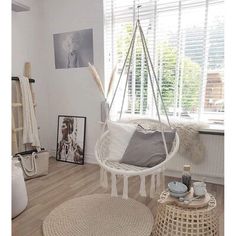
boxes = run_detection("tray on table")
[158,187,211,208]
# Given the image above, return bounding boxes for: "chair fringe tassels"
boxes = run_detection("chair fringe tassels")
[111,173,118,197]
[100,167,104,186]
[122,175,129,199]
[139,175,146,197]
[156,167,165,193]
[161,166,166,191]
[156,171,161,189]
[100,167,108,189]
[150,174,156,198]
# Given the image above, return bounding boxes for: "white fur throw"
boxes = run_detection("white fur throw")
[170,120,207,163]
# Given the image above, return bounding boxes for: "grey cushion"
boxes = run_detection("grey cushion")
[120,127,176,168]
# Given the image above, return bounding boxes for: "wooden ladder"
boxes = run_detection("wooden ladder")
[12,77,36,155]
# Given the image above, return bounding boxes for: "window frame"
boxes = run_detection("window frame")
[104,0,224,125]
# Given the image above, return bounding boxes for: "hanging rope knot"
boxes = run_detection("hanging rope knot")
[137,5,142,20]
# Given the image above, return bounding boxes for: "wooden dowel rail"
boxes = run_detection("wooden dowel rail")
[12,76,35,83]
[13,127,23,133]
[12,103,37,108]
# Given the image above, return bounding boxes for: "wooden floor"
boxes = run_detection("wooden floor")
[12,158,224,236]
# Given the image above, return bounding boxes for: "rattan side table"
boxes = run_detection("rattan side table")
[151,190,219,236]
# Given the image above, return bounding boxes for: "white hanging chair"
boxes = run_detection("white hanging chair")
[95,14,179,199]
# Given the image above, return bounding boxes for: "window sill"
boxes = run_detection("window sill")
[98,118,225,135]
[199,124,224,136]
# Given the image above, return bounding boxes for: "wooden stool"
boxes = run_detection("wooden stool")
[151,189,219,236]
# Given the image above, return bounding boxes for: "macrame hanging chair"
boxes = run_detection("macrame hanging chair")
[95,14,179,199]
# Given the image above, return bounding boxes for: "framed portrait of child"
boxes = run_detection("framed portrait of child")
[56,115,86,164]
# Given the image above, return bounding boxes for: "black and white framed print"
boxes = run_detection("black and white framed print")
[53,28,93,69]
[56,115,86,164]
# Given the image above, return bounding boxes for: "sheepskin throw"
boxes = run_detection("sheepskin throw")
[170,121,207,163]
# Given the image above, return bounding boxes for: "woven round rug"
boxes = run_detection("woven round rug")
[43,194,154,236]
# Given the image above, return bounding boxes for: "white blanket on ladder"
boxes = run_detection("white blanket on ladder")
[19,76,41,149]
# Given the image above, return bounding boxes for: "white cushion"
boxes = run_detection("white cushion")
[107,121,137,161]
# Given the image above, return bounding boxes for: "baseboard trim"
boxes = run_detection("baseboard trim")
[83,159,224,185]
[48,150,223,185]
[49,149,56,157]
[48,150,97,164]
[84,153,98,164]
[165,169,224,185]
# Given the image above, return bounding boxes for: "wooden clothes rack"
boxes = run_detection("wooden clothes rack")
[12,76,37,155]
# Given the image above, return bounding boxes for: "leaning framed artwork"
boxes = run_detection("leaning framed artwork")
[56,115,86,165]
[53,28,93,69]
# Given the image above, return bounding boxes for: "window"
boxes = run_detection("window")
[104,0,224,124]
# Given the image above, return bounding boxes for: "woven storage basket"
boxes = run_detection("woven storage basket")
[152,193,219,236]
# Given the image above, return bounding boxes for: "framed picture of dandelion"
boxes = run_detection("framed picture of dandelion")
[56,115,86,165]
[53,28,93,69]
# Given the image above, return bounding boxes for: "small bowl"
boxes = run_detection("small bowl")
[168,181,188,194]
[169,190,189,198]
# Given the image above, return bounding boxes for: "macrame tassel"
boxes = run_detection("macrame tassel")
[122,176,129,199]
[103,169,108,189]
[100,167,104,186]
[156,171,161,189]
[160,166,166,191]
[111,173,118,197]
[150,174,156,198]
[139,175,146,197]
[100,168,108,189]
[156,167,166,193]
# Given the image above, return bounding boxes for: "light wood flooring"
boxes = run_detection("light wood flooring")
[12,157,224,236]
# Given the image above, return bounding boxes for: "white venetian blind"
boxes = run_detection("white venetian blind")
[104,0,224,123]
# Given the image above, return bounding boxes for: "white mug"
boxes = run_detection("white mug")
[193,182,207,197]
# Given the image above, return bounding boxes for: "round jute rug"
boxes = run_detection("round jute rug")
[43,194,154,236]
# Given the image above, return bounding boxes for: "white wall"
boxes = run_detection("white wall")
[12,0,51,151]
[12,0,105,162]
[42,0,104,161]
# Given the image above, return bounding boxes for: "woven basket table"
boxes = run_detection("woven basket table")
[152,190,219,236]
